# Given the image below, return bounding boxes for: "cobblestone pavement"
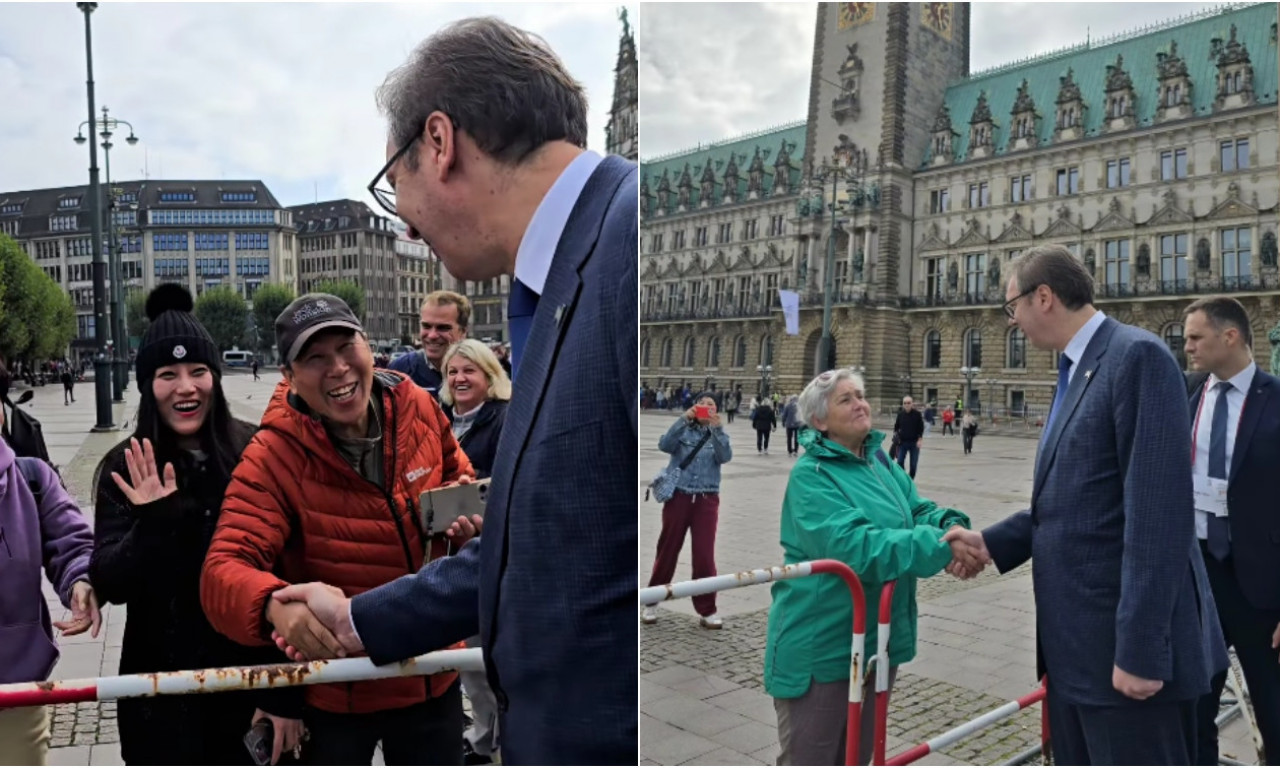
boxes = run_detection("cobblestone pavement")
[639,411,1259,766]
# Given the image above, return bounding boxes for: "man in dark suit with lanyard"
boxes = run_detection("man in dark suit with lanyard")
[944,245,1225,764]
[1183,296,1280,765]
[269,17,637,765]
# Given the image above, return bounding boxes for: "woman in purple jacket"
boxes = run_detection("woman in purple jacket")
[0,395,100,765]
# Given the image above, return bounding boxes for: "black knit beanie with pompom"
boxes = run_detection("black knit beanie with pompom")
[134,284,221,385]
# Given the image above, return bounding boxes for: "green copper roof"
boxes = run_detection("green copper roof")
[640,121,807,214]
[928,2,1277,167]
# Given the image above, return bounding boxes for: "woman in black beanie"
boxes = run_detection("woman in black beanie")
[89,285,305,765]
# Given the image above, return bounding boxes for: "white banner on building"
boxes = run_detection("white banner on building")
[778,290,800,335]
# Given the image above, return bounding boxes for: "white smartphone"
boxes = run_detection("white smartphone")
[419,479,491,538]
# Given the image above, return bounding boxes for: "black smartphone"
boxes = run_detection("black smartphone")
[244,719,273,766]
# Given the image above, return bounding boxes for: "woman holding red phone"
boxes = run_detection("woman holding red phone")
[642,393,732,629]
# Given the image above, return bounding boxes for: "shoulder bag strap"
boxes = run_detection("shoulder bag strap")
[677,429,715,471]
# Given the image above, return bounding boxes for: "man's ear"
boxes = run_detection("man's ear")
[423,111,456,182]
[280,365,295,392]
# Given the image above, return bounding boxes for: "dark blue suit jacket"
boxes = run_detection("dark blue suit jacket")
[1188,366,1280,611]
[984,316,1227,706]
[350,155,638,764]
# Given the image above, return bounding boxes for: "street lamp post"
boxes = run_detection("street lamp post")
[985,377,999,422]
[959,366,981,415]
[77,2,113,432]
[76,105,138,403]
[898,373,912,401]
[756,364,773,399]
[812,149,871,374]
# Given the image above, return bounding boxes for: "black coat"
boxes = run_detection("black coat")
[89,419,301,766]
[751,403,777,431]
[458,400,508,478]
[894,409,925,444]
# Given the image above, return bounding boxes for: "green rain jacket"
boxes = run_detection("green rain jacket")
[764,428,971,699]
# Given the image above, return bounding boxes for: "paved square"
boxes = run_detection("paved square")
[638,411,1260,765]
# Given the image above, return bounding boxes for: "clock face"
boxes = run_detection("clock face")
[922,2,954,40]
[838,2,874,30]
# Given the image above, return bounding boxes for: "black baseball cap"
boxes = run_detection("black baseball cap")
[276,293,364,365]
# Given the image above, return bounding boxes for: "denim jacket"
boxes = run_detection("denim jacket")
[658,418,732,494]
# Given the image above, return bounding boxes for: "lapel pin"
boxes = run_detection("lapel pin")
[1084,370,1093,380]
[554,305,565,326]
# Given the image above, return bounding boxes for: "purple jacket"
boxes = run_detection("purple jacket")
[0,438,93,685]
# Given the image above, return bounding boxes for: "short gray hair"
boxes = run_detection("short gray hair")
[798,368,866,427]
[376,17,588,167]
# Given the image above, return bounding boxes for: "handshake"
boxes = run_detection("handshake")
[941,526,992,580]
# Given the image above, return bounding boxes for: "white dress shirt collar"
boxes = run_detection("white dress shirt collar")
[1062,310,1108,383]
[1207,361,1257,396]
[513,150,604,297]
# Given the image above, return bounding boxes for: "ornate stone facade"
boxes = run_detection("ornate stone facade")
[641,2,1279,416]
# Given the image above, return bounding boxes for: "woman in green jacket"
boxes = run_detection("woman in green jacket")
[764,368,980,765]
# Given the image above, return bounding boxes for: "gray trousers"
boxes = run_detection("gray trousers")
[774,667,898,766]
[461,634,499,756]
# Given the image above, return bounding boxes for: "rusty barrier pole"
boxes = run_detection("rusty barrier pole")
[886,685,1047,765]
[641,559,876,766]
[0,648,484,709]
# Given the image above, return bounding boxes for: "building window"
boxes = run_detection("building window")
[1221,227,1251,285]
[1220,138,1249,172]
[49,214,77,232]
[1,203,23,215]
[743,219,758,240]
[925,257,946,299]
[1009,390,1026,417]
[1007,328,1026,369]
[964,328,982,368]
[1163,324,1187,370]
[672,230,685,249]
[641,339,650,367]
[706,337,720,368]
[769,215,786,237]
[694,226,708,247]
[1160,149,1188,180]
[924,330,941,368]
[964,253,986,297]
[759,335,774,367]
[1055,167,1080,195]
[649,233,663,253]
[717,222,733,244]
[968,182,990,208]
[660,339,673,367]
[1159,233,1189,289]
[220,191,257,203]
[1104,239,1130,287]
[1106,159,1131,188]
[732,336,747,367]
[929,188,951,213]
[1009,175,1031,203]
[58,197,81,209]
[159,191,196,203]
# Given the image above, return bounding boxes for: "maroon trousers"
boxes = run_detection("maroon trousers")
[646,491,720,617]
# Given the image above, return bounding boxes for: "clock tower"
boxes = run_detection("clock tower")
[800,2,970,378]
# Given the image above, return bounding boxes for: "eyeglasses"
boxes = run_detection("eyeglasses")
[367,133,423,218]
[1002,285,1039,320]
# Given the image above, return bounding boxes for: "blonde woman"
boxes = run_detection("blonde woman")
[439,338,511,764]
[440,339,512,479]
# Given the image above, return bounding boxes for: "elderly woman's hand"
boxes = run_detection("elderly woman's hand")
[53,580,101,638]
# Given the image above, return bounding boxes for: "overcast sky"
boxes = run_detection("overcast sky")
[0,2,636,211]
[640,1,1238,159]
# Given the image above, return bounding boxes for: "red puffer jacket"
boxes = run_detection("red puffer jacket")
[200,370,473,714]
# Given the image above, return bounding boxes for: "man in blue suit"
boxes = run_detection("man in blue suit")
[945,245,1226,764]
[272,17,637,765]
[1182,296,1280,765]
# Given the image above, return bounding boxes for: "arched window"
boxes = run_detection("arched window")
[1006,328,1026,369]
[924,330,941,369]
[733,335,747,367]
[759,335,774,367]
[964,328,982,368]
[682,337,696,368]
[660,339,673,367]
[641,339,651,367]
[707,337,721,368]
[1163,323,1187,370]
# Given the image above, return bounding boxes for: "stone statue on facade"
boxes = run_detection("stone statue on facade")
[1196,238,1212,271]
[655,170,672,212]
[699,160,716,203]
[1084,248,1096,276]
[947,260,959,291]
[1136,243,1152,276]
[853,249,865,282]
[987,256,1001,287]
[1269,322,1280,377]
[1260,231,1277,267]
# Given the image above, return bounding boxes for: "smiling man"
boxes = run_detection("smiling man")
[271,16,638,765]
[388,290,470,402]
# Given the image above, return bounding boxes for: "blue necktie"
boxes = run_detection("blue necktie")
[1206,381,1232,561]
[508,278,539,379]
[1045,353,1073,434]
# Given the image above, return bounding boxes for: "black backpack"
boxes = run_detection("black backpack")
[1,391,52,464]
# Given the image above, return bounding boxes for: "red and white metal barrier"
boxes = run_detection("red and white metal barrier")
[886,681,1048,766]
[642,558,894,766]
[0,648,484,709]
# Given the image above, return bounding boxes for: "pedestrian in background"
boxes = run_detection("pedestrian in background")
[960,409,978,454]
[941,405,955,436]
[922,402,936,438]
[893,396,925,479]
[60,367,74,406]
[753,395,777,454]
[643,392,731,630]
[782,395,802,456]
